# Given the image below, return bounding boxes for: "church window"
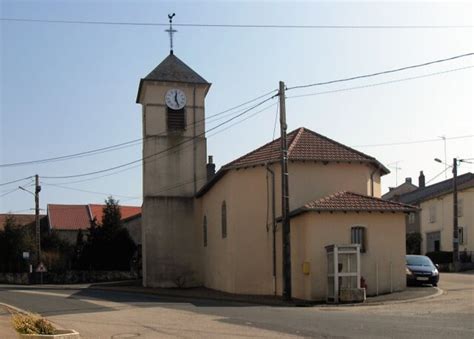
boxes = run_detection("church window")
[203,216,208,247]
[351,226,366,253]
[167,107,186,130]
[221,201,227,239]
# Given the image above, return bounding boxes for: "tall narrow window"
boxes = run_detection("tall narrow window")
[458,199,464,217]
[203,216,208,247]
[167,108,185,130]
[221,201,227,239]
[351,226,366,253]
[458,227,464,245]
[429,205,436,223]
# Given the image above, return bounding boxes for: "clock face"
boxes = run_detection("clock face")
[165,89,186,110]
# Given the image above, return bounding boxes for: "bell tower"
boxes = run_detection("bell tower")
[137,50,210,287]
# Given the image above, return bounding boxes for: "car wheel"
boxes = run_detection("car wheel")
[433,283,437,287]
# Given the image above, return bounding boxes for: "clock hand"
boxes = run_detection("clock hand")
[175,92,179,106]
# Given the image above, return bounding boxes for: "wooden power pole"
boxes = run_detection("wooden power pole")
[452,158,459,271]
[279,81,292,300]
[35,174,41,267]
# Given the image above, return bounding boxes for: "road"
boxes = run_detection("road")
[0,272,473,338]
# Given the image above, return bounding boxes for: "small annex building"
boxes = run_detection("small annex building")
[137,51,416,301]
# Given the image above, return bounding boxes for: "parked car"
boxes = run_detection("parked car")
[406,255,439,286]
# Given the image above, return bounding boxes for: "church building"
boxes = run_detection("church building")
[136,51,415,301]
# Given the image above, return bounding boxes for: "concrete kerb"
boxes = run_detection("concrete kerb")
[89,284,444,308]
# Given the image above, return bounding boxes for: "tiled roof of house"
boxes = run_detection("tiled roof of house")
[48,204,91,231]
[0,214,45,230]
[398,172,474,204]
[223,127,389,172]
[89,204,141,224]
[289,191,416,217]
[143,53,209,84]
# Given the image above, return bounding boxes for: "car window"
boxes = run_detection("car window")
[406,256,434,266]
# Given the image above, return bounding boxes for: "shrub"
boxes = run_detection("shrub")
[11,313,56,335]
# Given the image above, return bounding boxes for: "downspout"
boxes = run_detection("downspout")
[266,163,277,295]
[193,86,197,194]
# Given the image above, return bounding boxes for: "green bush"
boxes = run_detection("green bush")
[11,312,56,335]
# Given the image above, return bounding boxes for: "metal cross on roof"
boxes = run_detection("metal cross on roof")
[165,13,177,55]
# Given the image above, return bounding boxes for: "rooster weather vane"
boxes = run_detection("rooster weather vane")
[165,13,177,55]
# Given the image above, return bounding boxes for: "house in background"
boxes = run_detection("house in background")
[397,172,474,256]
[47,204,141,246]
[383,171,425,234]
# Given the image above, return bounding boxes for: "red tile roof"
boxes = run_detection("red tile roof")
[48,204,91,230]
[47,204,141,230]
[223,127,389,173]
[291,191,417,216]
[89,204,141,224]
[0,214,45,230]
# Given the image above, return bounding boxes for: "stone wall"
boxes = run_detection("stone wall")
[0,271,138,285]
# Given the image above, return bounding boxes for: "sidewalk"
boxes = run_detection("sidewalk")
[0,305,17,339]
[90,280,441,307]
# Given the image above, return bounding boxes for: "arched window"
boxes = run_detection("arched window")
[221,201,227,239]
[351,226,366,253]
[203,216,208,247]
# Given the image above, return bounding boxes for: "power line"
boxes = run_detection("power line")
[287,65,474,99]
[353,134,474,148]
[0,176,34,187]
[42,94,277,179]
[1,18,472,29]
[0,188,20,198]
[0,89,277,168]
[43,101,278,186]
[43,183,141,200]
[286,53,474,91]
[427,168,450,184]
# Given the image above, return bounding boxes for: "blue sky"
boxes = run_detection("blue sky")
[1,0,473,213]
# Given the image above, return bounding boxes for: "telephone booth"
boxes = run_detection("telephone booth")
[326,244,364,303]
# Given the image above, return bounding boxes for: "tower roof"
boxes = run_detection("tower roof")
[137,53,209,103]
[144,53,209,84]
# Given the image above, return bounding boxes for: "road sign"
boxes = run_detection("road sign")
[22,252,30,259]
[36,263,47,273]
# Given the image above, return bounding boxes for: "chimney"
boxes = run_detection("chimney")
[207,155,216,181]
[405,177,412,184]
[419,171,425,188]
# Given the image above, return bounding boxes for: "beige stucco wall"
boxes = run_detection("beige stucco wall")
[197,161,387,298]
[140,80,210,288]
[420,188,474,253]
[290,212,406,300]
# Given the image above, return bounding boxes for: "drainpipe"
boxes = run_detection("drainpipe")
[266,163,277,295]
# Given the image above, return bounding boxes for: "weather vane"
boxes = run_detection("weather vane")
[165,13,177,55]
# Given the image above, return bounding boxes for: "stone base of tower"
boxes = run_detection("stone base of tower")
[142,196,202,288]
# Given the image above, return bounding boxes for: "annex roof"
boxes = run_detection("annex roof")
[197,127,389,197]
[398,172,474,204]
[47,204,91,231]
[289,191,417,217]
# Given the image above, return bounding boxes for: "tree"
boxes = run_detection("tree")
[0,215,35,272]
[78,197,137,270]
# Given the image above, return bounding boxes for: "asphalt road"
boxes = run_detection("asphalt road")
[0,272,473,338]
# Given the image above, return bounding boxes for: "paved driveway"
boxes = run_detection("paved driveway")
[0,272,472,338]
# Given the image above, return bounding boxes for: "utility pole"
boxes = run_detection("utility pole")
[279,81,292,300]
[452,158,459,271]
[34,175,41,267]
